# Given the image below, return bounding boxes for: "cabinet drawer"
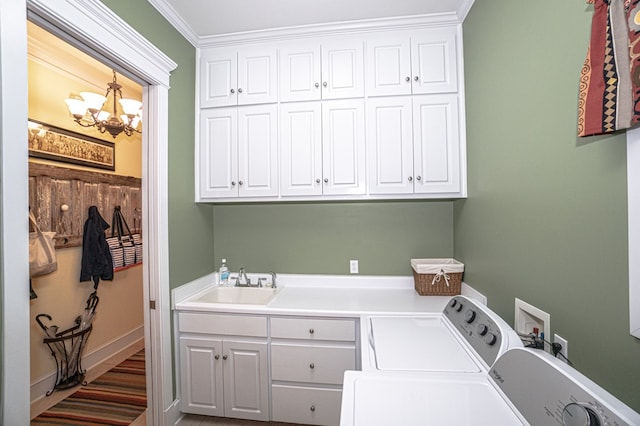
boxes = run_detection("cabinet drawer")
[271,343,355,385]
[178,312,267,337]
[271,317,356,341]
[272,384,342,426]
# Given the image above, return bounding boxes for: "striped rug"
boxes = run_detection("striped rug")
[32,350,146,425]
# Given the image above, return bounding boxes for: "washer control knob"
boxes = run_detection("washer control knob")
[464,309,476,323]
[562,402,601,426]
[455,303,464,312]
[484,333,497,346]
[449,299,458,309]
[477,324,488,336]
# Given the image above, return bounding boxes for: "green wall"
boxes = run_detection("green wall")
[213,201,453,275]
[457,0,640,411]
[99,0,213,287]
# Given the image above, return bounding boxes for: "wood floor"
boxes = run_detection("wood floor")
[30,339,146,422]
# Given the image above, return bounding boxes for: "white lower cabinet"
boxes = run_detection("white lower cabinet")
[178,314,269,421]
[270,316,358,426]
[177,312,358,425]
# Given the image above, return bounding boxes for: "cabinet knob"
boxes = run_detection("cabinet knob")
[323,178,328,184]
[215,354,220,360]
[222,354,228,360]
[405,76,411,82]
[309,328,315,334]
[230,88,235,94]
[238,87,243,93]
[231,181,236,186]
[408,176,413,182]
[322,81,328,87]
[414,76,419,81]
[416,176,422,181]
[309,362,315,369]
[315,82,320,88]
[238,181,244,186]
[310,405,316,412]
[316,178,321,184]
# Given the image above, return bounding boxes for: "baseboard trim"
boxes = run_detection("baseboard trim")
[30,325,144,403]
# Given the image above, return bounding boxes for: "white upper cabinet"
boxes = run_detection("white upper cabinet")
[366,97,414,194]
[196,18,466,202]
[198,105,278,199]
[366,27,458,97]
[279,39,364,102]
[280,100,366,197]
[200,46,277,107]
[413,94,460,194]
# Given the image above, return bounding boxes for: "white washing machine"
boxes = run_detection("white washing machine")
[360,295,522,373]
[342,295,640,425]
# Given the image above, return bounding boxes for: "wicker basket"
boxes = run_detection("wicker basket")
[411,258,464,296]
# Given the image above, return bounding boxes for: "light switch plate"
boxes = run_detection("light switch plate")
[350,259,359,274]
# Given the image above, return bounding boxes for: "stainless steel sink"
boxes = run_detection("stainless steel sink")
[191,286,280,305]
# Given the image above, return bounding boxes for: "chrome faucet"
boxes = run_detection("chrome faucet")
[269,271,277,289]
[235,267,250,287]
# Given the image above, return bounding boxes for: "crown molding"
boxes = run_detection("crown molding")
[146,0,199,47]
[197,13,461,49]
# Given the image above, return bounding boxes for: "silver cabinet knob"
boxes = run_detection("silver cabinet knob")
[215,354,220,360]
[309,363,315,369]
[408,176,413,182]
[222,354,228,360]
[316,178,321,184]
[231,181,236,186]
[238,88,243,93]
[322,81,328,87]
[309,328,315,334]
[405,76,411,82]
[230,88,235,94]
[310,405,316,412]
[238,181,244,186]
[414,76,419,81]
[416,176,422,181]
[323,178,328,183]
[315,82,320,88]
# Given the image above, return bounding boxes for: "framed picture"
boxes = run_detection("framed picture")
[28,119,115,171]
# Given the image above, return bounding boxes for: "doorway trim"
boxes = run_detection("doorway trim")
[1,0,177,423]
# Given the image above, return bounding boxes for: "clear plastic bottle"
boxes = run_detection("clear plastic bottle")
[219,258,230,286]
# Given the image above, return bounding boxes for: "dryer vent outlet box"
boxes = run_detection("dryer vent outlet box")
[515,298,551,352]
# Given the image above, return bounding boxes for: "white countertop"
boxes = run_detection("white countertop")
[172,273,473,316]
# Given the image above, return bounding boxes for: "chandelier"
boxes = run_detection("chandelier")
[64,70,142,139]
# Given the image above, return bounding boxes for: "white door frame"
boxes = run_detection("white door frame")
[1,0,177,424]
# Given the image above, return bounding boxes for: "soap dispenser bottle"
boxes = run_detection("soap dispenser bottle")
[219,258,230,286]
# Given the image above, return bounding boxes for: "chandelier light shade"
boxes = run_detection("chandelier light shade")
[64,70,142,139]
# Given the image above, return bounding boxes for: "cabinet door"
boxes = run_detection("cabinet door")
[199,108,238,199]
[179,337,224,416]
[413,94,460,194]
[200,48,238,107]
[237,47,277,105]
[366,97,414,194]
[223,340,269,421]
[280,43,321,102]
[322,100,366,195]
[411,27,458,94]
[238,105,278,197]
[280,102,323,196]
[365,35,412,97]
[320,41,365,100]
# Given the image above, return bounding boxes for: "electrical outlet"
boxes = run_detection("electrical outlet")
[554,334,569,363]
[514,298,551,352]
[350,259,359,274]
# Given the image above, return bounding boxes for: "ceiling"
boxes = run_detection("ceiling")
[148,0,474,45]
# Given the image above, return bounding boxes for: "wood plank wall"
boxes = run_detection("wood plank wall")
[28,163,142,249]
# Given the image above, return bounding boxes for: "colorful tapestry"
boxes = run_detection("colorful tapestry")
[578,0,640,137]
